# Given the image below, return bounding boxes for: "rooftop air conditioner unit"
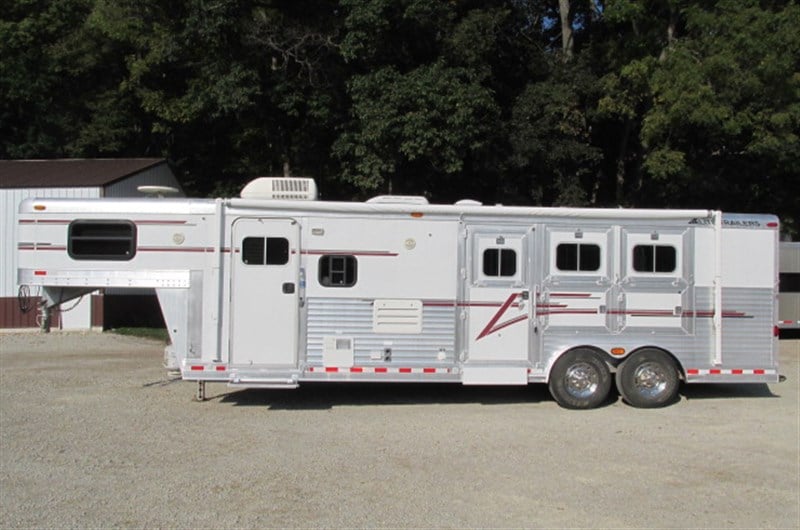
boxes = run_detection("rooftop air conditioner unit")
[240,177,318,200]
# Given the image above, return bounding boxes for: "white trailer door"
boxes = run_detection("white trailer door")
[464,228,531,366]
[230,217,300,367]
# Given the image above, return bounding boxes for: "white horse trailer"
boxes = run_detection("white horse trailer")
[16,178,781,408]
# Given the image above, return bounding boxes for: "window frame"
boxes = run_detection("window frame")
[632,244,677,274]
[555,242,602,272]
[241,236,290,266]
[68,220,137,261]
[482,247,517,278]
[318,254,358,288]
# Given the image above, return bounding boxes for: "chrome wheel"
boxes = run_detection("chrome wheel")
[549,349,611,409]
[633,362,669,399]
[565,363,601,399]
[616,349,680,408]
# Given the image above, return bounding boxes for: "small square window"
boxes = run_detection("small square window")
[483,248,517,277]
[242,237,290,265]
[633,245,676,273]
[556,243,601,272]
[319,255,357,287]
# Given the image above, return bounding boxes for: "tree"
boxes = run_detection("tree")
[641,0,800,234]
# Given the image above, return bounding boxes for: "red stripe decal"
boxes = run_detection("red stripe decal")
[325,367,339,373]
[753,369,765,375]
[709,369,721,374]
[375,367,388,373]
[34,271,47,276]
[476,292,523,341]
[350,367,363,373]
[302,250,398,257]
[687,369,700,375]
[399,368,412,373]
[190,365,204,371]
[731,369,743,374]
[423,368,436,374]
[215,366,226,371]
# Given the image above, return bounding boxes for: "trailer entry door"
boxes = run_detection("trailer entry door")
[230,217,300,367]
[464,227,532,372]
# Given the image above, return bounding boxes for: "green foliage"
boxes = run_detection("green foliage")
[1,0,798,235]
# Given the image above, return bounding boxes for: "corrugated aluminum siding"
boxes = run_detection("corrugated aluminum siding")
[306,298,456,366]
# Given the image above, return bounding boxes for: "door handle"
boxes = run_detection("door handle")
[282,282,295,294]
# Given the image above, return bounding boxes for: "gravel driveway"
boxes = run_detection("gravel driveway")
[1,332,798,528]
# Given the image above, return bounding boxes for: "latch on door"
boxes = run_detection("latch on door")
[282,282,295,294]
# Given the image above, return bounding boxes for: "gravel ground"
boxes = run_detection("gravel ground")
[1,332,798,529]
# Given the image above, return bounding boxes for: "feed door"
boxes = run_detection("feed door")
[230,217,300,367]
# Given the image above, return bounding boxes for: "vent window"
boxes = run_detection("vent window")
[483,248,517,277]
[68,220,136,260]
[242,237,289,265]
[556,243,601,272]
[319,255,357,287]
[633,245,677,273]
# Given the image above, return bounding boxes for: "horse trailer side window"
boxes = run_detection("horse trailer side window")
[556,243,600,272]
[68,220,136,260]
[483,248,517,277]
[319,255,357,287]
[242,237,289,265]
[632,245,677,273]
[780,273,800,293]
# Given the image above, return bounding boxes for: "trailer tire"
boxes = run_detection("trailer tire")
[548,349,612,409]
[616,349,679,408]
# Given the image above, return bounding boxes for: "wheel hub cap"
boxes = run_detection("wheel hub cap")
[565,363,599,398]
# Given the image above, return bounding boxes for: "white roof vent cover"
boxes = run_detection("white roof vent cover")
[240,177,318,200]
[366,195,429,205]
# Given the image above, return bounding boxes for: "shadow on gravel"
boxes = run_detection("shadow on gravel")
[680,383,779,401]
[214,383,557,410]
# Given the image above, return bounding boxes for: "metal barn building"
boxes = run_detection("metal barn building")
[0,158,182,329]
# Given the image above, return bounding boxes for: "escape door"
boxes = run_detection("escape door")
[465,228,532,364]
[230,217,300,367]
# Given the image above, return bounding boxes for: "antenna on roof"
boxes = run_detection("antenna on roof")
[137,185,180,198]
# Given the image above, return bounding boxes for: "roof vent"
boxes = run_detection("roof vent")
[455,199,482,206]
[137,185,180,198]
[240,177,318,200]
[366,195,429,205]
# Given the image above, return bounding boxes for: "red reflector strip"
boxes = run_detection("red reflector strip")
[686,368,774,376]
[307,366,449,375]
[215,366,226,371]
[190,365,204,371]
[34,271,47,276]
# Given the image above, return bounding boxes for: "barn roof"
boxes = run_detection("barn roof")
[0,158,166,189]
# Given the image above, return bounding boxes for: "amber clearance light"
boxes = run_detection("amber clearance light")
[610,347,626,356]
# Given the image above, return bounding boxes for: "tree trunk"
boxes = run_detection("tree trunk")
[559,0,573,59]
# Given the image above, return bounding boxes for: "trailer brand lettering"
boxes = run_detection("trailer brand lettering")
[15,176,782,409]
